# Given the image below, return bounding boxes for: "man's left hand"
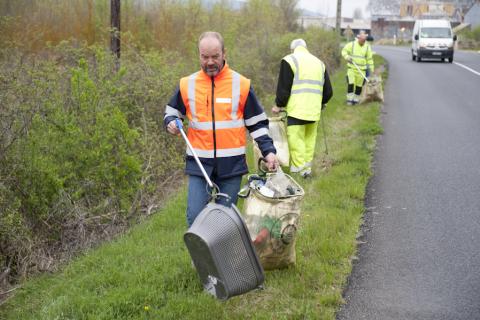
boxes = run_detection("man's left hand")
[264,152,278,171]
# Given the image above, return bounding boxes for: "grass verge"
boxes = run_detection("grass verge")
[0,55,386,319]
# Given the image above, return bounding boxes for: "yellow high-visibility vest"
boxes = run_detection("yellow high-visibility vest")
[342,39,374,72]
[283,46,325,121]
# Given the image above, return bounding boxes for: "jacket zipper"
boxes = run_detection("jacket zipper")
[210,77,217,162]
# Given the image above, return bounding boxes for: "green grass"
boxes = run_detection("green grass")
[0,55,386,319]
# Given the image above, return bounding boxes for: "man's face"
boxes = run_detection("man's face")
[358,33,367,45]
[199,37,225,77]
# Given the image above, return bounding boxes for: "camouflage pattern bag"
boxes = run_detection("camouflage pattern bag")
[238,171,304,270]
[360,74,384,104]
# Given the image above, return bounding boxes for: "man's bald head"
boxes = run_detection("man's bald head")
[198,31,224,53]
[198,31,225,77]
[357,30,368,45]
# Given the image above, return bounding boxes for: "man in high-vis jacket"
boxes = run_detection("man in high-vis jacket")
[272,39,333,178]
[341,30,374,105]
[164,31,278,227]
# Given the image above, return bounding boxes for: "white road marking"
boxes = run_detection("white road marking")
[454,62,480,77]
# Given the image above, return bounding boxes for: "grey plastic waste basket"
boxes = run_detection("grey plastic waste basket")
[184,201,265,300]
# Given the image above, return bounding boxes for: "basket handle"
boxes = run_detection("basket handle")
[237,185,250,198]
[257,157,268,176]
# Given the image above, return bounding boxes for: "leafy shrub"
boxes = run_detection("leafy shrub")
[0,43,187,283]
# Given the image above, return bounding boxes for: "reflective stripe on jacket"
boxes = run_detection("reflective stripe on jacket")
[179,64,250,158]
[341,39,374,72]
[283,46,325,121]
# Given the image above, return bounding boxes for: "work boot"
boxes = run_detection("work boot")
[346,100,354,106]
[300,167,312,179]
[353,94,361,105]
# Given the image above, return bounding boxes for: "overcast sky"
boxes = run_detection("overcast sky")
[298,0,371,18]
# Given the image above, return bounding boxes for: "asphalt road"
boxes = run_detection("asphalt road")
[337,47,480,320]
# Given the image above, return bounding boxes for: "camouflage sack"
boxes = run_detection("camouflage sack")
[360,74,384,104]
[238,171,304,270]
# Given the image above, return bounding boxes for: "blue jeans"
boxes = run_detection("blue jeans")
[186,174,242,227]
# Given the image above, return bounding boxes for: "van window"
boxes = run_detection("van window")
[420,27,452,38]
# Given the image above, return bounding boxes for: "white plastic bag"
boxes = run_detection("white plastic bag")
[253,114,289,168]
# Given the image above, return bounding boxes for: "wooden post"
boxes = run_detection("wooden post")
[87,0,95,45]
[336,0,342,35]
[4,0,12,16]
[110,0,121,70]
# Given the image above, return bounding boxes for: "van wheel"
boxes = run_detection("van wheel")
[416,55,421,62]
[448,57,453,63]
[412,52,416,61]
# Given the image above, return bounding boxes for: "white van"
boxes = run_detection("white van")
[411,19,457,63]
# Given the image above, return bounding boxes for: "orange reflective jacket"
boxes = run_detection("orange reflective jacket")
[179,64,250,158]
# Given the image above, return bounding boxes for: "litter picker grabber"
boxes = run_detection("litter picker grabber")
[175,119,217,193]
[320,113,329,155]
[351,60,370,83]
[175,118,265,300]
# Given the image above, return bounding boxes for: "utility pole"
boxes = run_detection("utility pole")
[336,0,342,35]
[87,0,95,45]
[110,0,121,71]
[4,0,12,16]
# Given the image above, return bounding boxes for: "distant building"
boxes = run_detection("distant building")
[298,15,371,36]
[371,1,468,39]
[464,1,480,28]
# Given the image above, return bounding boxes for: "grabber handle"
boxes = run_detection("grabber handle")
[351,60,370,83]
[175,119,215,189]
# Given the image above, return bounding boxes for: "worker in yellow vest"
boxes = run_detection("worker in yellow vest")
[272,39,333,178]
[341,30,374,105]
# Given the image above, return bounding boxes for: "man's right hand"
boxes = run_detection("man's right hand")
[167,119,180,135]
[346,56,353,63]
[271,106,281,114]
[264,152,278,172]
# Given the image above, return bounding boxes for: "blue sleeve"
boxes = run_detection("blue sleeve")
[163,85,186,128]
[243,86,276,157]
